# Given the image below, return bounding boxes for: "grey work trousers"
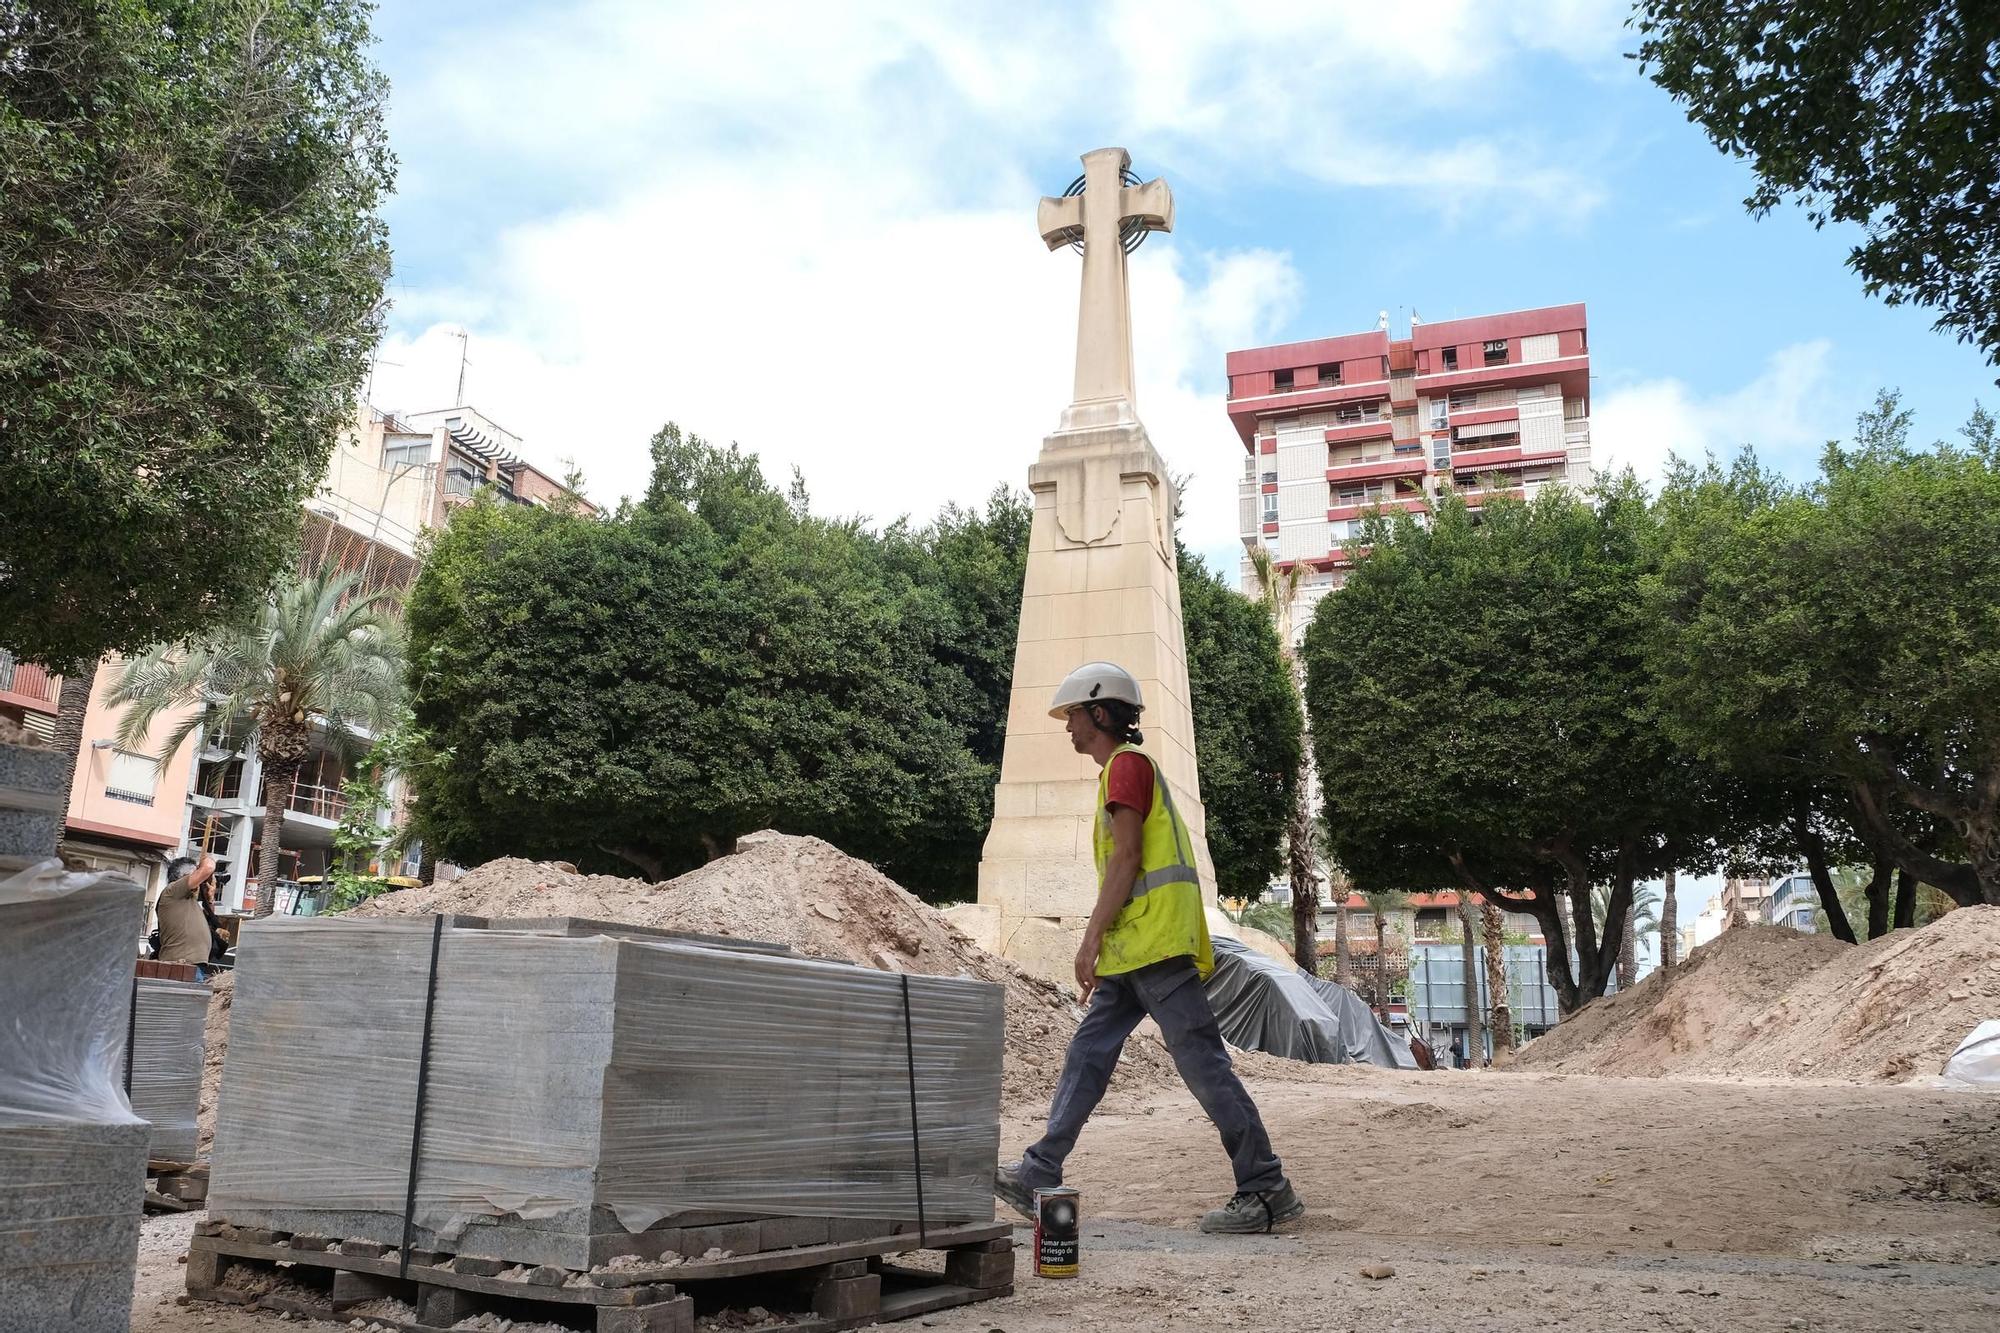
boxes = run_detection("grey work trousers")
[1019,955,1287,1195]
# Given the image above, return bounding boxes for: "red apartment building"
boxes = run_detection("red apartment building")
[1226,304,1593,631]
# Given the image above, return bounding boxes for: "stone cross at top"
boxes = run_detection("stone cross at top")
[1038,147,1173,433]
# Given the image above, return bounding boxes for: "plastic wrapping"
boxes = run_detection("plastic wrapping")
[208,916,1005,1269]
[130,977,210,1162]
[1204,936,1415,1069]
[1941,1020,2000,1089]
[0,860,149,1333]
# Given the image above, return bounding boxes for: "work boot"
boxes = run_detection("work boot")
[992,1161,1038,1220]
[1198,1183,1306,1234]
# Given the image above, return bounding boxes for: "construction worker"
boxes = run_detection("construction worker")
[994,662,1305,1234]
[154,852,218,979]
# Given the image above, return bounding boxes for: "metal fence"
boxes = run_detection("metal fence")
[1406,944,1566,1031]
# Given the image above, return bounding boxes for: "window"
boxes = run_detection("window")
[1261,470,1278,486]
[1441,347,1458,372]
[1261,494,1279,523]
[382,440,430,472]
[1318,363,1342,387]
[1483,339,1508,365]
[105,750,157,805]
[1336,486,1367,505]
[1334,402,1378,425]
[1273,368,1294,391]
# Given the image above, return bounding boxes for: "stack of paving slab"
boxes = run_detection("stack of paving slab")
[207,914,1005,1270]
[130,974,211,1163]
[0,862,150,1333]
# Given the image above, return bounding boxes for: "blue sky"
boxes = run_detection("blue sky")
[361,1,1994,931]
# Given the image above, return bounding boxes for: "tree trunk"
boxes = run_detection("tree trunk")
[50,660,96,802]
[1456,891,1483,1066]
[1795,805,1858,943]
[1893,869,1917,929]
[1481,899,1514,1060]
[1333,891,1353,985]
[418,845,437,886]
[1660,870,1679,969]
[1287,778,1318,971]
[1617,909,1638,991]
[1373,917,1389,1013]
[698,832,737,861]
[255,768,294,918]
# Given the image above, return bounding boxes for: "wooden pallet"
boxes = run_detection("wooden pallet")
[183,1217,1014,1333]
[145,1159,209,1213]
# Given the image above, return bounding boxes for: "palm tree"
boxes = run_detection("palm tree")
[1359,888,1408,1012]
[110,569,403,917]
[1454,889,1484,1065]
[1247,545,1319,970]
[1592,882,1661,991]
[1660,869,1679,969]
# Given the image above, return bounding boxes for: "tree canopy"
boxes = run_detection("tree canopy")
[1648,393,2000,907]
[1634,2,2000,375]
[1180,547,1302,900]
[0,0,394,668]
[1301,482,1735,1010]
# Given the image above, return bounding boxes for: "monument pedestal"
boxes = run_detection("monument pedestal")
[969,420,1216,983]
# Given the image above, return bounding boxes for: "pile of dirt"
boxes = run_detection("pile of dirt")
[257,833,1173,1108]
[1518,907,2000,1082]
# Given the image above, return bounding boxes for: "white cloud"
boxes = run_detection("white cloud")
[1593,340,1855,489]
[370,1,1623,547]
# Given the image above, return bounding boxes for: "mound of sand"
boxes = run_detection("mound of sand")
[197,832,1179,1148]
[1517,907,2000,1082]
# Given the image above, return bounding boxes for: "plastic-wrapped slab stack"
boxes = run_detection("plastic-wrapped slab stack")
[208,916,1005,1269]
[0,862,149,1333]
[130,976,210,1163]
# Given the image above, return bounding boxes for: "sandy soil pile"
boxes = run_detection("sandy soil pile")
[348,833,1177,1102]
[1518,906,2000,1081]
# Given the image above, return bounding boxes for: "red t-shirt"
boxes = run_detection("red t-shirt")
[1104,752,1155,818]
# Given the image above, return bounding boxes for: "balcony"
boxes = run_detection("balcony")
[1323,419,1393,444]
[1327,495,1428,523]
[1327,455,1426,486]
[1452,444,1568,472]
[0,650,60,713]
[286,780,348,823]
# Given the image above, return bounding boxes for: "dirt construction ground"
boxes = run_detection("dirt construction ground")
[136,1063,2000,1333]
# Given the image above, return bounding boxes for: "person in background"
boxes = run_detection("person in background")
[154,851,217,980]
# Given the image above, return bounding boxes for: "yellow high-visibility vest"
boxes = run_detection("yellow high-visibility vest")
[1092,744,1213,980]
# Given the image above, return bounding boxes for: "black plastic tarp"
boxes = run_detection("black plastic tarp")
[1205,935,1416,1069]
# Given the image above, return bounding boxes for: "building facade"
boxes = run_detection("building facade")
[1225,304,1593,635]
[6,397,590,910]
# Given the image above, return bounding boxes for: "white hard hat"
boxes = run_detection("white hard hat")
[1048,661,1144,719]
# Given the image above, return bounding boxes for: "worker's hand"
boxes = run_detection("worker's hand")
[194,851,214,882]
[1074,938,1099,1006]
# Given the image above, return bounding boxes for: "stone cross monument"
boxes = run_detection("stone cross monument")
[958,147,1218,983]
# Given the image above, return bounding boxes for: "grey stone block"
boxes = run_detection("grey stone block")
[0,865,148,1333]
[131,977,208,1162]
[208,916,1004,1271]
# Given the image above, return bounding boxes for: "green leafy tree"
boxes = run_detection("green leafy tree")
[109,568,404,915]
[1633,3,2000,374]
[406,430,996,894]
[1246,545,1321,970]
[0,0,394,703]
[1302,482,1735,1011]
[1649,394,2000,907]
[1179,547,1302,902]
